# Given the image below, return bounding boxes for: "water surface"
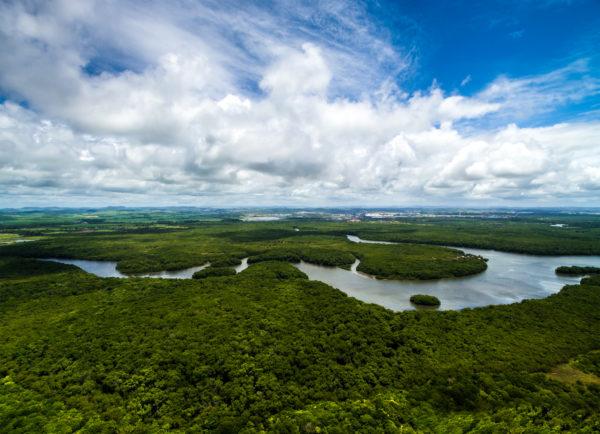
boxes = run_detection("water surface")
[43,258,250,279]
[44,258,127,278]
[136,263,211,279]
[294,236,600,311]
[234,258,249,273]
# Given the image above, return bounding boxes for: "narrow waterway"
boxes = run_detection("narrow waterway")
[43,257,249,279]
[234,257,249,273]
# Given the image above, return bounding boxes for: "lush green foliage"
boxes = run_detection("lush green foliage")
[409,294,441,306]
[556,265,600,275]
[0,257,74,279]
[575,351,600,377]
[192,266,237,279]
[355,244,487,280]
[248,247,356,268]
[247,249,302,264]
[582,275,600,286]
[239,261,308,281]
[1,211,600,431]
[344,219,600,255]
[0,225,486,280]
[0,254,599,431]
[209,257,243,267]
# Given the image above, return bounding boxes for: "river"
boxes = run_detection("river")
[293,235,600,310]
[43,257,249,279]
[43,237,600,311]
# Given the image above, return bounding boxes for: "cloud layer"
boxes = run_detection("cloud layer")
[0,0,599,206]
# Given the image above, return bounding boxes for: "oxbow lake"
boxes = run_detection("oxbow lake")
[44,237,600,311]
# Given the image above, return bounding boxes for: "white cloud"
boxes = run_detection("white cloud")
[0,0,599,207]
[477,59,600,120]
[260,44,332,98]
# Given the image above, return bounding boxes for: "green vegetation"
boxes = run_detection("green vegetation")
[547,351,600,387]
[4,207,600,255]
[547,363,600,386]
[355,244,487,279]
[0,208,228,234]
[1,210,600,431]
[248,247,356,268]
[0,226,486,280]
[582,274,600,286]
[0,233,19,242]
[240,261,308,280]
[0,255,599,431]
[192,266,237,279]
[556,265,600,275]
[409,294,441,307]
[345,218,600,255]
[574,350,600,377]
[0,257,75,279]
[209,257,243,267]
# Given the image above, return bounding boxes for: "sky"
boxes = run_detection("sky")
[0,0,599,208]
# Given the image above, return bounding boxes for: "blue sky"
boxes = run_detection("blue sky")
[375,0,600,125]
[391,1,599,89]
[0,0,599,207]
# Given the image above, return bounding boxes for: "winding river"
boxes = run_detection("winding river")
[43,236,600,311]
[43,257,249,279]
[294,235,600,310]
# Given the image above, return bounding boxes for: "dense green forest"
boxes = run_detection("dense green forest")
[346,220,600,255]
[409,294,441,307]
[193,266,237,279]
[0,225,487,280]
[1,210,599,432]
[556,265,600,275]
[1,256,599,432]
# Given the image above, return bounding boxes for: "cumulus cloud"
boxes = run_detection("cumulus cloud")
[0,0,599,207]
